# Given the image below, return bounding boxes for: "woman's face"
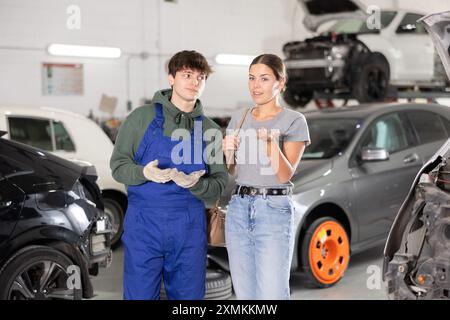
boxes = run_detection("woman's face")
[248,63,284,105]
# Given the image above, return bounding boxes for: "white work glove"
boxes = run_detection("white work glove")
[170,169,205,188]
[143,159,173,183]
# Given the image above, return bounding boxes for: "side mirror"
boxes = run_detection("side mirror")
[360,147,389,162]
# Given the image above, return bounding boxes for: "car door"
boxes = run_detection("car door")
[406,110,450,163]
[392,12,434,81]
[349,112,422,242]
[0,153,26,247]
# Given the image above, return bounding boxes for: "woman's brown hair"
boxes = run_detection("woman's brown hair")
[250,53,287,82]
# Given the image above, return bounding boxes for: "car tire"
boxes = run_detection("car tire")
[283,89,312,108]
[103,197,124,249]
[352,53,390,103]
[0,245,82,300]
[301,217,350,288]
[160,268,232,300]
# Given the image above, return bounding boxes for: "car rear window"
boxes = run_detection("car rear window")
[8,117,53,151]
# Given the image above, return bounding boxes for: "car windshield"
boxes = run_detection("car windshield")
[326,11,397,34]
[303,118,360,159]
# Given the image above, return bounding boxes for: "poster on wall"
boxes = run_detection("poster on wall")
[42,63,84,95]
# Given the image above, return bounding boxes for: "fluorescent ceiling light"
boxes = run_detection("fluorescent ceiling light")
[214,54,255,66]
[47,44,121,58]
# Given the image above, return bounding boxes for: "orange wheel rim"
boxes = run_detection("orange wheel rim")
[309,220,349,285]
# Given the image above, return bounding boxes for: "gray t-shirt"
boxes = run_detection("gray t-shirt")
[226,107,310,188]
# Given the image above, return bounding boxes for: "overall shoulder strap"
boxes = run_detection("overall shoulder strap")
[154,103,163,119]
[153,103,165,126]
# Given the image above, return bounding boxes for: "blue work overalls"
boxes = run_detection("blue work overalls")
[122,103,207,300]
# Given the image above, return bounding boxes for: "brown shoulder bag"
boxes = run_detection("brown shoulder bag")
[206,108,251,246]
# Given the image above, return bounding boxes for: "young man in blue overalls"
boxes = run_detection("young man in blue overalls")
[110,50,228,300]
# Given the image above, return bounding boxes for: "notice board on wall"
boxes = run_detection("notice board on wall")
[42,63,84,96]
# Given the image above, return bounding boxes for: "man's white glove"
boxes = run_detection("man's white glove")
[143,159,173,183]
[170,169,205,188]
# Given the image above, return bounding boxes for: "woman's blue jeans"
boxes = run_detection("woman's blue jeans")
[225,194,295,300]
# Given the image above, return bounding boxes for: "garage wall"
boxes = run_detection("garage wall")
[0,0,306,118]
[0,0,449,118]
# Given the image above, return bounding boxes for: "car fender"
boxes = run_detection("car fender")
[83,161,126,194]
[356,34,398,80]
[291,193,356,270]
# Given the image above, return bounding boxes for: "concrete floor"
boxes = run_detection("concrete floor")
[90,244,387,300]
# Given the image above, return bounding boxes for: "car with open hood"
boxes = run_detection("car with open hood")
[283,0,447,107]
[383,11,450,300]
[0,131,112,299]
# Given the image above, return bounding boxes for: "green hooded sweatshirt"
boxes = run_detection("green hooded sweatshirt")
[110,89,228,204]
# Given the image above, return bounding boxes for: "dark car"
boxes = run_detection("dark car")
[0,132,112,300]
[210,102,450,288]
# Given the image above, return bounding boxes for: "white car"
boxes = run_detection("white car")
[283,0,448,107]
[0,106,126,247]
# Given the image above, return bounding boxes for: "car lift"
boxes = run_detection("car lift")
[312,86,450,109]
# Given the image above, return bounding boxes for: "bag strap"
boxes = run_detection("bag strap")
[225,107,251,170]
[235,107,251,135]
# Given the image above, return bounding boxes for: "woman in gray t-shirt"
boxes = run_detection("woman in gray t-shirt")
[223,54,310,300]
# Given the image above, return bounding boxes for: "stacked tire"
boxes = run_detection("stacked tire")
[160,268,232,300]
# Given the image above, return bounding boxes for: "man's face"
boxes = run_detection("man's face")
[169,68,206,103]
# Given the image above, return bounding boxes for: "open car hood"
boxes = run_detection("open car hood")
[383,11,450,300]
[385,12,450,256]
[299,0,367,32]
[420,12,450,80]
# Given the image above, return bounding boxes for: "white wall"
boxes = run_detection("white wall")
[1,0,450,119]
[0,0,305,118]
